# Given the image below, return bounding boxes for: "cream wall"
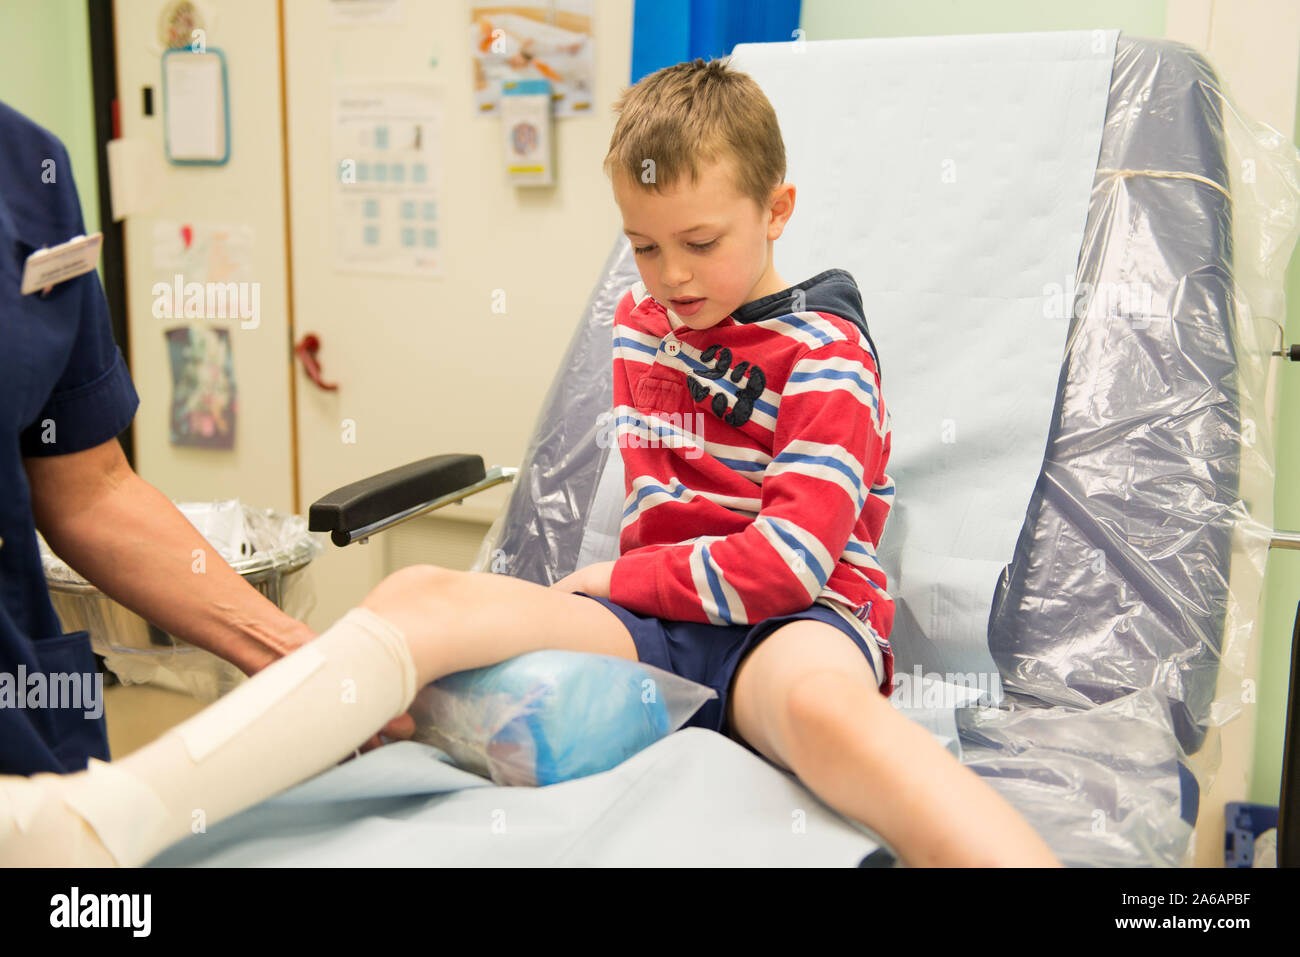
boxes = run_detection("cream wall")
[1167,0,1299,139]
[284,0,635,630]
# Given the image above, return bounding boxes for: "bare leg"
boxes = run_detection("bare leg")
[728,620,1061,867]
[360,565,638,686]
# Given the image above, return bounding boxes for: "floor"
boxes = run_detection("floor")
[104,683,205,759]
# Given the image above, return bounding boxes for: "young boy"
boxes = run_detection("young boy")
[367,57,1061,867]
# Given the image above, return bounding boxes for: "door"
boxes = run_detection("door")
[282,0,631,629]
[112,0,295,512]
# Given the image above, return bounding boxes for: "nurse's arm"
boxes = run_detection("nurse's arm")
[23,435,315,676]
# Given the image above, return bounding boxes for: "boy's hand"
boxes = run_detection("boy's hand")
[550,560,616,599]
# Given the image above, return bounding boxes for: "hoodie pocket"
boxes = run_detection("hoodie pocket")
[632,368,685,414]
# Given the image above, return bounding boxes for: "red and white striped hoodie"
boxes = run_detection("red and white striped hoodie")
[606,268,895,692]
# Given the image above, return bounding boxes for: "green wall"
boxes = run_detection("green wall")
[801,0,1298,808]
[0,0,100,235]
[1252,58,1300,806]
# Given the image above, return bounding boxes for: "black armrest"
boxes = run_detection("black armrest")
[309,454,486,545]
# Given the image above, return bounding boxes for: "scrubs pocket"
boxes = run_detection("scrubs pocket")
[31,629,111,770]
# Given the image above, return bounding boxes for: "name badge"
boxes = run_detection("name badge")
[20,232,102,295]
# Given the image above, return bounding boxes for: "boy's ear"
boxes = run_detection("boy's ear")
[767,182,796,238]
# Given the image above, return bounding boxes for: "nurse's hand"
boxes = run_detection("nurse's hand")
[549,561,616,599]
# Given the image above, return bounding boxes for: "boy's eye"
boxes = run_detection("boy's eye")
[631,240,717,255]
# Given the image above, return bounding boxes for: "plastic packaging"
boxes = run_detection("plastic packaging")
[409,650,716,786]
[41,500,324,703]
[954,689,1196,867]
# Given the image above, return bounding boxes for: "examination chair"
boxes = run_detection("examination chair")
[153,33,1300,867]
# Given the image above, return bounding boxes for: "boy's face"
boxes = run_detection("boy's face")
[613,156,794,332]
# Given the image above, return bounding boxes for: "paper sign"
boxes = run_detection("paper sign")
[107,137,162,220]
[164,51,228,163]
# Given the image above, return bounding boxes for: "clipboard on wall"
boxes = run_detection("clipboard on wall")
[162,48,231,165]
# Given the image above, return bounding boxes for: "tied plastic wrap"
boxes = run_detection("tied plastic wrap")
[410,651,716,786]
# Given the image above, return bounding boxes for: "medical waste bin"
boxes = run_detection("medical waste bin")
[40,499,322,703]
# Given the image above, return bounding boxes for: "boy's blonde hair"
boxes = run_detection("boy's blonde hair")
[603,57,786,213]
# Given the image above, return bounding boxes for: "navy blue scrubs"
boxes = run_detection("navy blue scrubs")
[0,101,139,775]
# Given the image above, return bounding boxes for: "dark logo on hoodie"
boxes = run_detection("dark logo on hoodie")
[687,345,766,427]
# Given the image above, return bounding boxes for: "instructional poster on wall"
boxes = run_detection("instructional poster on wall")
[470,1,594,116]
[333,82,442,277]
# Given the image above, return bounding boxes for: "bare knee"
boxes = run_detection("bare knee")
[784,670,882,749]
[373,564,459,596]
[360,564,461,630]
[389,563,459,587]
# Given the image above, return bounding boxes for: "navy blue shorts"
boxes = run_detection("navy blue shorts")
[573,593,882,755]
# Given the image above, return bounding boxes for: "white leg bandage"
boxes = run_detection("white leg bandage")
[0,607,417,867]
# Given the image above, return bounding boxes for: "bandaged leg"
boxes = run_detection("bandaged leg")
[0,607,416,867]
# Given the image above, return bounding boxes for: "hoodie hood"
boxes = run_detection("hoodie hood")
[730,268,881,376]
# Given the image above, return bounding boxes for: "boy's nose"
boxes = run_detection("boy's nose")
[660,257,692,288]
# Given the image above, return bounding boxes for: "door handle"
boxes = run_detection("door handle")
[294,333,339,391]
